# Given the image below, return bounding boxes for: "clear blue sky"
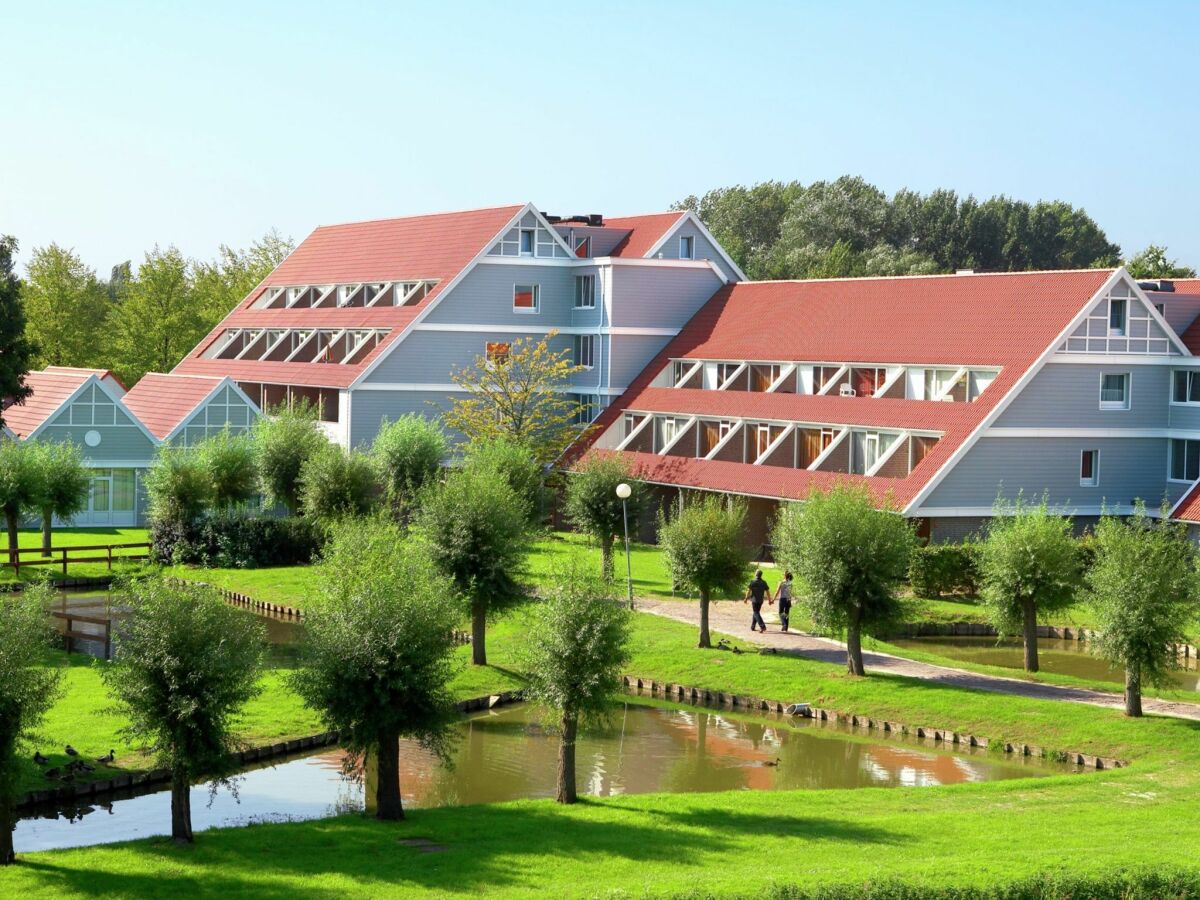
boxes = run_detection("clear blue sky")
[4,0,1200,275]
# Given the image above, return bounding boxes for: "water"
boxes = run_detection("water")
[890,635,1200,692]
[16,700,1078,852]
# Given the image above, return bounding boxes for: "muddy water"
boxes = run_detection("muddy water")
[16,700,1077,852]
[890,635,1200,692]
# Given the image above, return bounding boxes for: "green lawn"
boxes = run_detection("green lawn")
[1,527,152,584]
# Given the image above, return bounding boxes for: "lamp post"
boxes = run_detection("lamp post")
[616,482,634,609]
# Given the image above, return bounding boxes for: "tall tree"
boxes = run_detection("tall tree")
[772,484,916,676]
[29,440,91,555]
[1124,245,1197,279]
[659,494,752,649]
[195,428,258,511]
[978,496,1081,673]
[462,436,546,527]
[371,414,447,520]
[21,244,110,368]
[519,560,631,804]
[444,332,585,465]
[102,577,264,844]
[0,442,38,567]
[564,454,645,579]
[1087,507,1200,717]
[251,400,326,515]
[191,230,293,324]
[0,236,34,429]
[109,245,200,386]
[292,520,459,820]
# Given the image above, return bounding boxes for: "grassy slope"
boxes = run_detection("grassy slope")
[1,527,152,584]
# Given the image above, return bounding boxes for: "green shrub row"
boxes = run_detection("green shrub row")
[907,543,980,598]
[151,513,325,568]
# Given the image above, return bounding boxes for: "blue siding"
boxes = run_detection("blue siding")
[364,330,573,385]
[995,364,1169,429]
[609,334,675,389]
[654,221,740,281]
[349,390,461,449]
[423,263,579,327]
[610,265,725,329]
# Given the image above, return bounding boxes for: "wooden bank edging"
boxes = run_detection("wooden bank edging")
[17,689,524,810]
[890,621,1199,661]
[621,675,1126,771]
[1,575,115,593]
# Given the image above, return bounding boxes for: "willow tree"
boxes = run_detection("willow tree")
[0,442,38,568]
[371,414,447,519]
[30,441,91,555]
[252,399,326,514]
[564,454,645,579]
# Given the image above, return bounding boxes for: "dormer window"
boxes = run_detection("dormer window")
[1109,297,1127,336]
[679,235,695,260]
[519,229,535,256]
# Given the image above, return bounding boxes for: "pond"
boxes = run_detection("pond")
[16,699,1080,852]
[889,635,1200,692]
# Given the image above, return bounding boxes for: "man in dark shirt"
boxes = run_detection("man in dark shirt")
[744,570,772,633]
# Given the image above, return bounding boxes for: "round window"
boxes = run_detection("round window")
[84,429,102,447]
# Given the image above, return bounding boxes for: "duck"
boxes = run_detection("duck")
[97,749,115,764]
[763,758,781,767]
[44,767,62,780]
[64,744,79,757]
[33,751,49,765]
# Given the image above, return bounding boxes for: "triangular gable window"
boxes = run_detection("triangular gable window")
[1059,279,1178,355]
[488,211,571,259]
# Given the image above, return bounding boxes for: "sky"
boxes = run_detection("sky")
[4,0,1200,275]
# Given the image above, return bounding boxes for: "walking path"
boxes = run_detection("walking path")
[637,597,1200,722]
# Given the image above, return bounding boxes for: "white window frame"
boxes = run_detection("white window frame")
[1098,372,1131,411]
[513,283,540,314]
[679,234,695,260]
[519,229,535,256]
[1108,296,1127,336]
[574,334,595,369]
[1171,370,1200,405]
[1080,449,1099,487]
[574,274,595,309]
[1170,438,1200,484]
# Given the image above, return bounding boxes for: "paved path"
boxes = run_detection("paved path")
[637,597,1200,722]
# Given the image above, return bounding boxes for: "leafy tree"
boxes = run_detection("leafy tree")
[103,577,264,843]
[109,245,201,386]
[564,454,645,579]
[977,496,1081,673]
[462,436,545,527]
[29,441,90,554]
[21,244,110,369]
[0,441,38,567]
[299,444,379,521]
[144,445,212,527]
[371,414,447,519]
[772,484,916,675]
[0,582,61,865]
[252,400,326,514]
[659,494,752,649]
[444,332,586,465]
[418,463,529,665]
[519,559,631,803]
[0,236,34,429]
[1124,245,1197,279]
[194,428,257,511]
[291,520,459,820]
[191,231,294,324]
[674,182,803,278]
[1087,507,1200,717]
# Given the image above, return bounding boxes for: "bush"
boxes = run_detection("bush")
[372,414,447,518]
[907,543,980,598]
[299,444,380,522]
[151,514,325,568]
[145,446,212,527]
[463,436,545,526]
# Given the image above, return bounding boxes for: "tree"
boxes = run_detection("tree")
[144,445,212,528]
[977,496,1081,673]
[0,442,38,568]
[292,520,459,820]
[194,428,257,511]
[1124,245,1197,279]
[659,494,752,649]
[109,245,201,386]
[462,436,545,527]
[0,582,61,865]
[772,484,916,675]
[102,577,264,843]
[252,400,326,514]
[371,414,447,519]
[1087,507,1200,717]
[29,441,90,555]
[299,444,379,521]
[0,236,34,430]
[564,454,645,579]
[21,244,110,369]
[519,560,631,803]
[418,463,529,665]
[444,332,586,465]
[191,231,294,324]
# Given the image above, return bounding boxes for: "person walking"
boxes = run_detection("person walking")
[777,571,794,633]
[744,570,772,633]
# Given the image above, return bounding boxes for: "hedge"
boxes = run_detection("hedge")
[151,513,325,568]
[907,543,980,598]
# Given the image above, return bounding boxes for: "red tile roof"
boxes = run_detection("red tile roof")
[1171,481,1200,523]
[42,366,127,392]
[174,205,524,388]
[574,269,1115,509]
[3,370,95,438]
[605,212,687,258]
[122,373,230,440]
[1159,280,1200,353]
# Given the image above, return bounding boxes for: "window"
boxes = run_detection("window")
[679,235,695,259]
[513,284,539,313]
[65,384,117,426]
[1174,371,1200,404]
[812,366,841,393]
[924,368,959,401]
[754,424,772,459]
[574,275,595,308]
[1155,303,1166,316]
[1172,439,1200,482]
[716,362,741,388]
[574,395,598,424]
[1099,372,1130,410]
[860,432,881,473]
[574,236,591,258]
[820,428,835,450]
[519,229,534,255]
[1080,450,1099,486]
[660,417,678,448]
[1109,297,1127,335]
[485,342,511,366]
[573,334,594,369]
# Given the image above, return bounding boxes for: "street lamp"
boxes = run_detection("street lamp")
[616,482,634,609]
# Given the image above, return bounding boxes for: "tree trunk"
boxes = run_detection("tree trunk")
[698,588,711,648]
[1125,664,1143,717]
[557,711,578,804]
[1021,598,1039,673]
[846,607,866,676]
[471,601,487,666]
[0,802,14,865]
[5,510,17,569]
[375,730,405,820]
[170,767,194,844]
[41,507,53,557]
[600,534,614,581]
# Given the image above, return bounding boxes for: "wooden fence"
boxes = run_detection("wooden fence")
[5,542,152,576]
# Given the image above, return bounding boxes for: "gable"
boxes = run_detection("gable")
[174,384,257,447]
[487,210,572,259]
[42,382,156,460]
[1058,276,1180,355]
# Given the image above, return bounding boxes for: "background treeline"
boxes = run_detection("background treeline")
[674,176,1196,281]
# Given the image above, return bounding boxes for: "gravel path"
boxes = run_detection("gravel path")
[637,597,1200,722]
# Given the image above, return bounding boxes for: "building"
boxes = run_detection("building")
[580,267,1200,544]
[172,203,744,447]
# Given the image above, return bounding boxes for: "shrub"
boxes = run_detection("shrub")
[463,436,545,526]
[563,454,645,579]
[252,400,326,514]
[907,543,979,598]
[151,514,325,568]
[145,446,212,528]
[195,428,258,511]
[371,414,447,519]
[298,444,380,522]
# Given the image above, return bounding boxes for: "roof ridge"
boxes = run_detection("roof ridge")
[312,203,525,230]
[737,268,1117,286]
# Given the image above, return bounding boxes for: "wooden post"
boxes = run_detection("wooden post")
[62,547,68,575]
[107,545,113,571]
[12,547,19,576]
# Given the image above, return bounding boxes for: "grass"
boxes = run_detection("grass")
[0,527,152,584]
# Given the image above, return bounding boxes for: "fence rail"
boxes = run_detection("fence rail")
[5,542,152,575]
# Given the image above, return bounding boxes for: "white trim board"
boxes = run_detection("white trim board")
[26,374,161,447]
[985,427,1178,439]
[913,505,1159,518]
[410,323,678,337]
[1047,353,1185,366]
[353,383,628,396]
